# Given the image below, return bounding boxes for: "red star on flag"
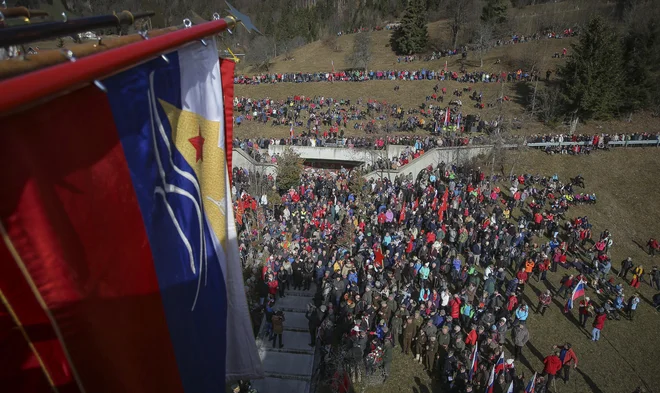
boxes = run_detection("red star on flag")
[189,124,205,162]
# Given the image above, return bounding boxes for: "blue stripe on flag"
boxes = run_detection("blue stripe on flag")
[105,52,228,392]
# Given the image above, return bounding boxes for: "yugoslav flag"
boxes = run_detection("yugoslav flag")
[525,372,537,393]
[485,365,496,393]
[494,351,506,375]
[0,40,262,393]
[468,342,479,381]
[565,280,586,311]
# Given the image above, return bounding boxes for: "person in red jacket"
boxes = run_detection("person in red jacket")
[542,350,563,386]
[592,309,607,341]
[449,294,461,319]
[554,342,578,382]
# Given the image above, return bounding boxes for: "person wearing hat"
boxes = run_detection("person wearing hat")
[554,343,578,383]
[383,338,394,381]
[403,315,416,355]
[391,311,403,348]
[537,290,552,316]
[415,330,428,363]
[437,325,451,349]
[425,335,439,372]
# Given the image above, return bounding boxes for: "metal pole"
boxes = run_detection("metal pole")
[0,16,236,116]
[0,11,154,47]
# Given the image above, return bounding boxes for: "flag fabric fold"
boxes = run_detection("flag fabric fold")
[565,279,586,311]
[485,365,496,393]
[525,372,537,393]
[0,39,262,393]
[468,342,479,381]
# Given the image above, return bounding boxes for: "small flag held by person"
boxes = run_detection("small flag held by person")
[468,343,479,381]
[565,280,586,312]
[525,372,537,393]
[494,351,506,375]
[485,365,496,393]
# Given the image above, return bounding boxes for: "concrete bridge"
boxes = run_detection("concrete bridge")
[232,144,498,181]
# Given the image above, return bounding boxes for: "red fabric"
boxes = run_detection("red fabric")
[0,86,184,393]
[593,313,606,329]
[220,59,235,184]
[543,355,562,375]
[449,298,461,319]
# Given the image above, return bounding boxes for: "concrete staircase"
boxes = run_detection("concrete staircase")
[252,286,316,393]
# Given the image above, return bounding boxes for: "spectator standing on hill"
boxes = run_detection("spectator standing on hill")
[554,343,578,383]
[619,257,634,280]
[537,290,552,315]
[592,309,607,341]
[542,350,563,387]
[627,293,640,321]
[512,323,529,360]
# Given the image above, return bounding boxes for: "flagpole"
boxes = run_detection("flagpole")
[0,16,236,116]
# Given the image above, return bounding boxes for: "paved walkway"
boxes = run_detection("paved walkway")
[252,285,316,393]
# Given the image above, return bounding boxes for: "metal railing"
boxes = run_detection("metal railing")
[526,139,660,148]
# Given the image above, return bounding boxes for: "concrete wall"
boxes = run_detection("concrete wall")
[232,148,278,178]
[268,144,418,164]
[363,145,493,181]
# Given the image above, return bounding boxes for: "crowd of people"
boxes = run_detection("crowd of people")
[233,159,657,393]
[234,68,542,85]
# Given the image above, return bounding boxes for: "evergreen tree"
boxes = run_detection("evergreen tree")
[276,148,303,192]
[558,17,623,126]
[390,0,428,55]
[621,8,660,116]
[481,0,508,24]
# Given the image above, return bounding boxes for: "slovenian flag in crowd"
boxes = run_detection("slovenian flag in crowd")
[565,280,586,311]
[485,365,496,393]
[456,113,462,129]
[444,107,451,127]
[494,351,506,375]
[507,381,514,393]
[468,342,479,381]
[290,123,295,139]
[525,372,537,393]
[0,39,262,393]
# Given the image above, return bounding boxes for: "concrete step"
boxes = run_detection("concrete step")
[251,377,309,393]
[283,311,309,330]
[258,331,314,354]
[260,350,314,380]
[275,295,312,313]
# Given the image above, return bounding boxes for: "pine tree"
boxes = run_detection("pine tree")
[390,0,428,55]
[481,0,508,24]
[558,17,624,126]
[621,8,660,116]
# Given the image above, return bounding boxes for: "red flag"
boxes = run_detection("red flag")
[431,197,438,211]
[399,204,406,223]
[0,49,260,393]
[413,198,419,210]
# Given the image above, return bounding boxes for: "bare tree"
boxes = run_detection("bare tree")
[473,23,493,67]
[448,0,474,48]
[249,35,276,71]
[346,32,372,72]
